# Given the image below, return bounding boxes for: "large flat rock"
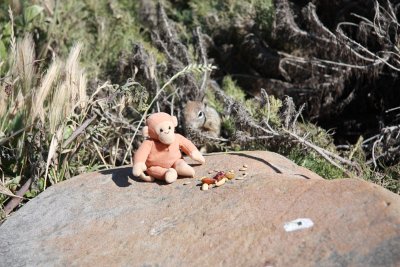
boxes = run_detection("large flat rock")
[1,151,399,266]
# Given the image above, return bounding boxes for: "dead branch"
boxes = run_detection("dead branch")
[62,115,97,148]
[4,178,32,216]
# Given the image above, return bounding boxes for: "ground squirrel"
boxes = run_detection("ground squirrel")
[183,101,221,138]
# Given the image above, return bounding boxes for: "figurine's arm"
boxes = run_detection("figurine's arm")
[133,140,153,176]
[177,134,205,164]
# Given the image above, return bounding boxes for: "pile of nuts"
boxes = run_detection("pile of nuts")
[200,164,248,191]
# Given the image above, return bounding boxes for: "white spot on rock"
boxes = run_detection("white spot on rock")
[284,218,314,232]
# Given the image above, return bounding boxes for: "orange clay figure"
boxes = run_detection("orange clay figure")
[133,112,205,183]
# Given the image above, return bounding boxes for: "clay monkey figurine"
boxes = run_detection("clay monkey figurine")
[133,112,205,183]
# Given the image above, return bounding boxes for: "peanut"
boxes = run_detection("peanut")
[201,177,216,184]
[215,178,226,187]
[202,183,209,191]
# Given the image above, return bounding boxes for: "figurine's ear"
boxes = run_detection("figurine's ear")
[171,116,178,127]
[142,126,149,138]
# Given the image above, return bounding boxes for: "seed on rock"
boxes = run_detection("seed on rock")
[213,171,226,181]
[202,183,209,191]
[215,178,226,187]
[242,173,248,177]
[239,167,248,171]
[208,170,214,174]
[183,181,191,185]
[243,164,248,168]
[201,177,216,185]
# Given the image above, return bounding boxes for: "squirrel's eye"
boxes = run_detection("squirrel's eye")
[198,111,204,118]
[160,129,164,133]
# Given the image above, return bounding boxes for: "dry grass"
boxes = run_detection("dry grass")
[48,83,68,134]
[65,44,82,103]
[0,85,6,117]
[1,34,90,217]
[31,60,60,123]
[13,34,35,95]
[47,44,87,133]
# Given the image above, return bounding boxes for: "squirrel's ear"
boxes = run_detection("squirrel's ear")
[142,126,149,138]
[171,116,178,127]
[202,97,208,107]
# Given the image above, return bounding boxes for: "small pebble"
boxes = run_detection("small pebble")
[236,173,247,180]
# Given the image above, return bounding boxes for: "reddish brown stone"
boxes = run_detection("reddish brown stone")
[0,151,399,266]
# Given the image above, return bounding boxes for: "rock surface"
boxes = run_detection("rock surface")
[1,151,400,266]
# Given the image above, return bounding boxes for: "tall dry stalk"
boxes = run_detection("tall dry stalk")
[65,43,80,101]
[31,60,60,123]
[48,43,87,133]
[78,72,87,108]
[0,86,7,117]
[13,34,35,95]
[64,43,87,110]
[48,83,67,134]
[8,6,16,57]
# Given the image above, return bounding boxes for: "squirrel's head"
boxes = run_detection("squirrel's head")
[183,101,207,129]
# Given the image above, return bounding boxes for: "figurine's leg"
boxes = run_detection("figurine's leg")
[165,168,178,183]
[139,172,155,182]
[146,166,177,184]
[173,159,195,177]
[146,166,167,180]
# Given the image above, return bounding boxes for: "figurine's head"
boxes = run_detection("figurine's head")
[143,112,178,145]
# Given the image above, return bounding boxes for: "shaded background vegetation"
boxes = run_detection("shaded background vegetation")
[0,0,399,219]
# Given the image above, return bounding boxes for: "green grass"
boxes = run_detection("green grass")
[0,0,159,79]
[288,149,344,179]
